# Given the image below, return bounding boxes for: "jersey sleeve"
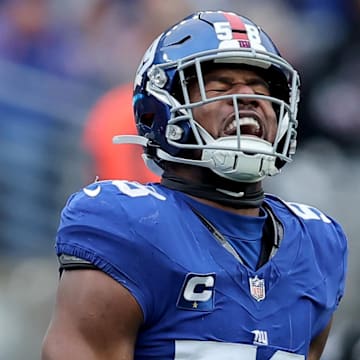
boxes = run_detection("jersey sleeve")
[314,215,348,304]
[290,203,348,337]
[55,180,167,322]
[269,196,348,338]
[314,216,348,337]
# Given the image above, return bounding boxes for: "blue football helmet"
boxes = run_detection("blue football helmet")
[114,10,300,183]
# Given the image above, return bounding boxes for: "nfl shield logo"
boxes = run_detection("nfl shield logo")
[249,275,266,301]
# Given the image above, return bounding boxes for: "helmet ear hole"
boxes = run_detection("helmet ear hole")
[140,113,155,128]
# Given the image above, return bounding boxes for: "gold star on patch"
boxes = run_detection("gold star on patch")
[192,301,198,309]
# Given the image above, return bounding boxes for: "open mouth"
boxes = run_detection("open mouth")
[224,117,263,138]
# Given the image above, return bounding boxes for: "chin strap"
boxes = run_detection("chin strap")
[161,172,264,209]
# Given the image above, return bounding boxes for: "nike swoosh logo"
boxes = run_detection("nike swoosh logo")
[83,185,101,197]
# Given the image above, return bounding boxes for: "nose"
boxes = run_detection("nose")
[232,82,255,95]
[226,82,259,107]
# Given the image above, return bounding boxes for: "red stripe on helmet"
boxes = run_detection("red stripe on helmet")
[223,12,249,41]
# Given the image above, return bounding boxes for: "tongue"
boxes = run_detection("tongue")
[241,124,261,137]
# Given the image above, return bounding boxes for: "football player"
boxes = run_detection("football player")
[42,11,348,360]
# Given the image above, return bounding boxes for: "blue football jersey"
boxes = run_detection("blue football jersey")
[56,180,348,360]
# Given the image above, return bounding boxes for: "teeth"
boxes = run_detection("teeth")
[225,117,260,132]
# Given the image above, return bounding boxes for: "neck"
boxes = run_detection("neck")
[187,194,261,216]
[161,164,264,215]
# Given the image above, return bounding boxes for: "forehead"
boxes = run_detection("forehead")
[203,66,265,81]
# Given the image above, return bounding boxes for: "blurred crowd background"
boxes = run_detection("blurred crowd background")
[0,0,359,359]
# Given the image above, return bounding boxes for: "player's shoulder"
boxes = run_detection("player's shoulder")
[265,194,347,249]
[56,181,179,288]
[265,193,340,228]
[59,180,181,233]
[60,180,171,228]
[69,179,166,205]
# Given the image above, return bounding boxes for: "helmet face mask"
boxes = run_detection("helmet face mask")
[133,11,300,182]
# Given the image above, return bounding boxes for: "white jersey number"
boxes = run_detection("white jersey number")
[287,202,331,223]
[175,340,304,359]
[112,180,166,200]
